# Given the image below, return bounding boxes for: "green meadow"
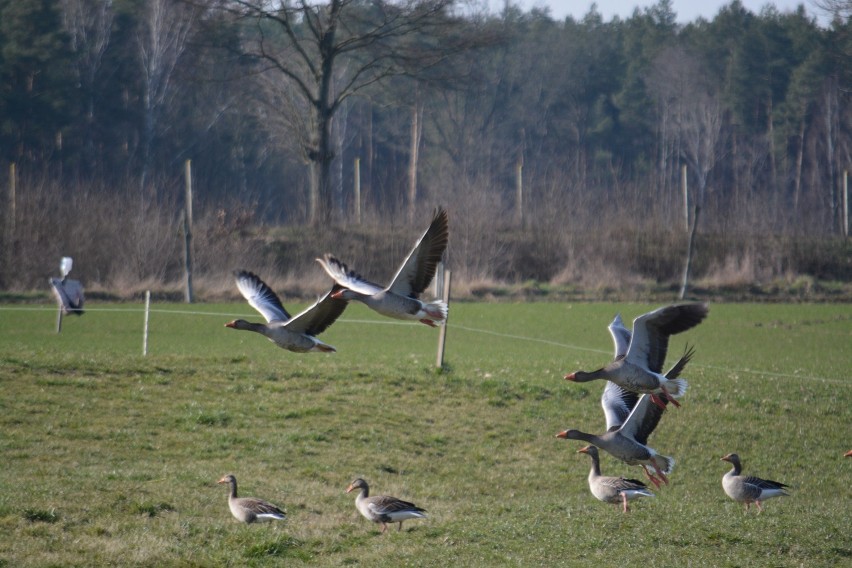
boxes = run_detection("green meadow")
[0,301,850,567]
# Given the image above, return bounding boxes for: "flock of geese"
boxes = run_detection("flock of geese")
[215,205,804,529]
[557,305,792,513]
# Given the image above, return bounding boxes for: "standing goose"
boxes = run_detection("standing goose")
[225,270,347,353]
[576,445,654,513]
[720,453,790,513]
[565,302,708,408]
[317,207,449,327]
[557,346,694,487]
[217,474,286,524]
[345,478,427,533]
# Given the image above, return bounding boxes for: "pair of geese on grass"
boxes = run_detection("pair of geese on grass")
[217,474,426,532]
[558,302,789,513]
[225,207,450,352]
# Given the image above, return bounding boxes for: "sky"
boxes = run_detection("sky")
[485,0,827,25]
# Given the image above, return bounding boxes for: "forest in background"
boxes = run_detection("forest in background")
[0,0,850,299]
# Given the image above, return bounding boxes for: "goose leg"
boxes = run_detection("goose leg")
[660,386,681,408]
[650,459,670,485]
[641,465,663,488]
[419,318,437,327]
[650,394,668,410]
[755,501,764,513]
[621,493,629,513]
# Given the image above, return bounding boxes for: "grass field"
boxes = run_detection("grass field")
[0,300,850,567]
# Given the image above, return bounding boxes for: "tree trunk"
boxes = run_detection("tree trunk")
[679,201,701,300]
[407,102,422,223]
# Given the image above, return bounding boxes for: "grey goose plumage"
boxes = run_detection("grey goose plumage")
[566,302,708,408]
[217,474,286,524]
[720,453,790,512]
[346,478,427,533]
[225,270,347,353]
[317,207,449,327]
[576,445,654,513]
[558,345,694,487]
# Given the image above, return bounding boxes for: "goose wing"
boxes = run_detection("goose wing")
[368,495,426,516]
[625,303,708,373]
[234,270,291,323]
[618,393,667,445]
[601,381,640,431]
[283,285,348,336]
[608,313,631,358]
[316,255,384,296]
[386,207,449,297]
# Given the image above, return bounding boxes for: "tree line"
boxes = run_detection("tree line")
[0,0,850,291]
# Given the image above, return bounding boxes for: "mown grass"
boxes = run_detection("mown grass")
[0,301,850,567]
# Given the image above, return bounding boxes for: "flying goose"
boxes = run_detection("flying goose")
[225,270,347,353]
[557,346,694,487]
[217,474,286,524]
[565,302,708,408]
[720,453,790,513]
[345,478,427,533]
[316,207,449,327]
[576,445,654,512]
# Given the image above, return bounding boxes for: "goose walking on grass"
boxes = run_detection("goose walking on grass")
[225,270,347,353]
[557,346,694,488]
[720,453,790,513]
[317,207,449,327]
[576,445,654,513]
[565,302,708,408]
[346,478,427,533]
[217,474,286,524]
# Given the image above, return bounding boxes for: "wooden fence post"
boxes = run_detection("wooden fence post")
[435,269,452,369]
[354,157,361,224]
[183,160,194,303]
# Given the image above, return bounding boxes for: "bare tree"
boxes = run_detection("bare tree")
[137,0,197,191]
[208,0,495,225]
[61,0,114,171]
[649,46,725,298]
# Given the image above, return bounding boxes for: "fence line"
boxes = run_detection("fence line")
[0,305,846,385]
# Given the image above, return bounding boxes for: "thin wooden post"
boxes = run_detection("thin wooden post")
[844,169,848,238]
[515,162,523,228]
[682,164,689,231]
[435,269,452,369]
[183,160,194,303]
[143,290,151,356]
[8,162,15,236]
[56,304,63,334]
[354,157,361,224]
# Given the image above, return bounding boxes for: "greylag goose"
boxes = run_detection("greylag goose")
[720,453,790,512]
[316,207,449,327]
[557,346,694,487]
[576,445,654,512]
[345,478,427,533]
[49,257,84,315]
[225,270,347,353]
[217,474,286,524]
[601,313,638,430]
[565,302,708,408]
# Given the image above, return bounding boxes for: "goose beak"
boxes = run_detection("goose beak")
[345,484,355,493]
[555,431,568,439]
[331,290,345,300]
[577,446,591,454]
[224,321,237,328]
[564,373,577,381]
